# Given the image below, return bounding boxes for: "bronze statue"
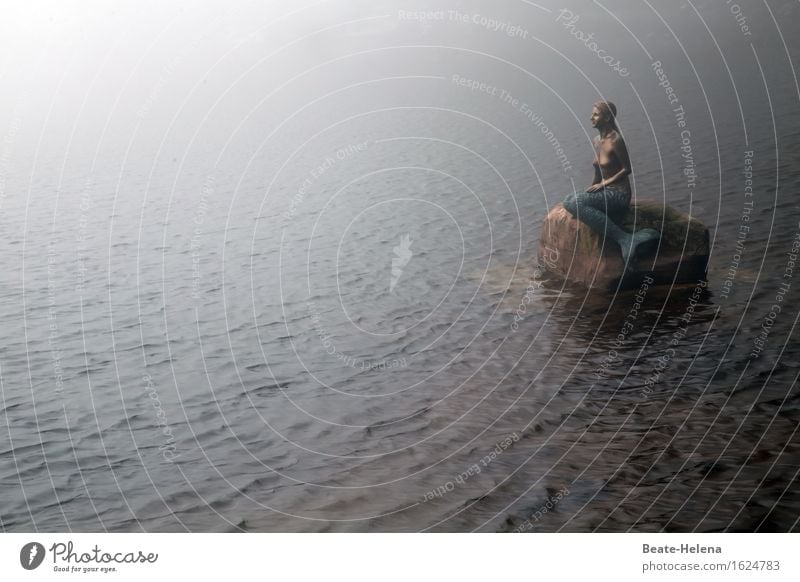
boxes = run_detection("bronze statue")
[562,102,660,269]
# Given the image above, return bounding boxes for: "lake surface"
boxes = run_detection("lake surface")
[1,0,799,531]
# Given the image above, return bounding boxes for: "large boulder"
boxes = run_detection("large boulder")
[538,199,709,290]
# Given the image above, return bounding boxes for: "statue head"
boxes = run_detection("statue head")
[591,101,617,130]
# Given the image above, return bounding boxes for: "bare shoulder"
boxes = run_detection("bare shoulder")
[610,130,627,149]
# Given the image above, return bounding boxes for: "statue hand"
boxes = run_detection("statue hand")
[585,183,603,193]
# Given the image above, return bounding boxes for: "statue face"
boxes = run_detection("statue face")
[590,106,604,128]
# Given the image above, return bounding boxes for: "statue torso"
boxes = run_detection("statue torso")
[593,133,630,191]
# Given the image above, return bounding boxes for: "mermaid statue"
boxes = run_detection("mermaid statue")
[563,101,660,270]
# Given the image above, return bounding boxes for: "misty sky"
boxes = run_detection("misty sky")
[0,0,797,191]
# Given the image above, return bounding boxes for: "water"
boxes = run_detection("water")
[1,0,799,532]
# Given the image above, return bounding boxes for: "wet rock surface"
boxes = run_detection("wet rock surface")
[538,200,710,291]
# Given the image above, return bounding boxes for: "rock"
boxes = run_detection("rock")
[537,199,709,290]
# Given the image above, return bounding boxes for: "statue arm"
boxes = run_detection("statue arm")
[591,163,602,186]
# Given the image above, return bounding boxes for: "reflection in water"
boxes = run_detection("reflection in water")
[374,266,798,532]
